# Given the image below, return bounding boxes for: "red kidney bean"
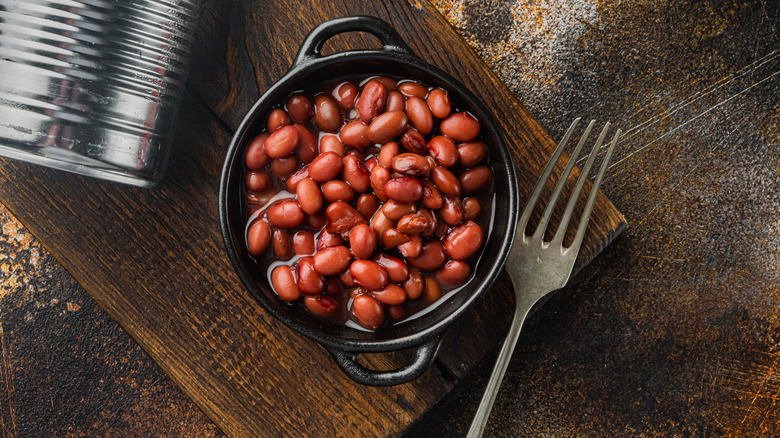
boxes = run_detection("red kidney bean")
[332,226,360,250]
[314,94,342,133]
[423,276,441,303]
[325,277,342,295]
[398,234,422,258]
[342,155,371,193]
[244,133,270,170]
[423,156,436,178]
[286,166,309,192]
[430,166,461,196]
[365,157,378,172]
[444,221,484,260]
[457,141,487,166]
[293,230,315,255]
[421,180,444,210]
[382,228,410,249]
[463,197,482,221]
[286,94,313,123]
[382,200,416,220]
[349,224,377,259]
[371,76,398,90]
[459,166,492,194]
[246,191,275,206]
[293,124,319,163]
[267,200,305,228]
[307,211,327,230]
[340,270,355,287]
[320,135,345,156]
[297,256,325,294]
[436,260,472,287]
[357,80,387,123]
[267,108,290,132]
[246,219,272,256]
[391,153,430,176]
[385,91,405,112]
[367,111,408,144]
[325,201,368,235]
[346,149,367,160]
[403,268,424,300]
[304,295,338,316]
[407,240,447,271]
[348,286,365,299]
[271,266,301,302]
[270,156,298,177]
[355,194,381,220]
[371,284,407,305]
[398,82,428,98]
[384,177,423,203]
[245,170,272,193]
[378,141,399,168]
[350,260,388,291]
[370,210,395,237]
[417,207,438,238]
[399,128,427,155]
[397,213,428,234]
[264,125,299,158]
[426,88,451,119]
[387,305,406,320]
[370,166,391,201]
[406,96,433,135]
[340,120,372,149]
[296,177,322,215]
[352,294,385,329]
[434,217,450,240]
[273,228,293,260]
[439,195,464,226]
[308,151,343,182]
[371,253,408,283]
[313,245,352,275]
[321,180,353,203]
[440,112,481,142]
[427,136,459,167]
[332,81,358,110]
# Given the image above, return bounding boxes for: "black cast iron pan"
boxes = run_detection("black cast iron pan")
[219,16,518,386]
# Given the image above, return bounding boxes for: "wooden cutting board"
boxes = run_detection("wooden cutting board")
[0,1,626,437]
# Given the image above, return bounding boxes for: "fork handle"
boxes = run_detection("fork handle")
[467,303,532,438]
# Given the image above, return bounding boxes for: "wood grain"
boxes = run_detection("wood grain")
[188,0,627,379]
[0,1,625,436]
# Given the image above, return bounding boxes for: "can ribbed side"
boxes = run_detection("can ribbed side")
[0,0,202,188]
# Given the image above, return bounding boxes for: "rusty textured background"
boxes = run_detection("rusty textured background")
[1,0,779,436]
[0,209,223,437]
[409,0,780,436]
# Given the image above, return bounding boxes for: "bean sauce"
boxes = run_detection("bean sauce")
[241,76,494,330]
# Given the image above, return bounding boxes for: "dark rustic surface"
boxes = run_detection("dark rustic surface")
[0,0,777,437]
[0,0,624,436]
[408,0,780,436]
[0,209,223,437]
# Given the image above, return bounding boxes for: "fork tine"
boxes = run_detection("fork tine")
[531,120,596,241]
[552,122,611,244]
[567,128,621,251]
[517,117,581,234]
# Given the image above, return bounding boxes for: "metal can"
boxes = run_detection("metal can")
[0,0,202,188]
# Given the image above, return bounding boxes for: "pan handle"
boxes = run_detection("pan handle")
[293,16,413,67]
[325,336,442,386]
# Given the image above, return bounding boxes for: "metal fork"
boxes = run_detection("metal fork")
[467,119,621,437]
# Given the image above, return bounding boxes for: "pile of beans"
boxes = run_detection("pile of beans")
[242,76,492,330]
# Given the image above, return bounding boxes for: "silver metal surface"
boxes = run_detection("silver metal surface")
[0,0,202,188]
[467,119,622,437]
